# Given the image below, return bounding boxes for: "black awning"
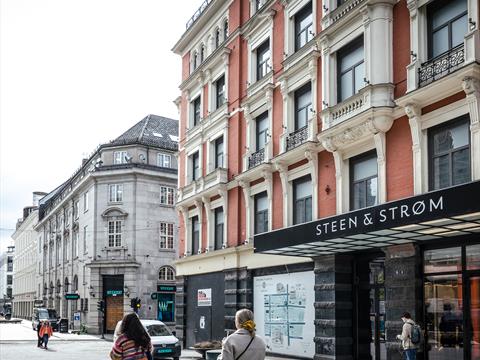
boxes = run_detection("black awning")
[254,181,480,256]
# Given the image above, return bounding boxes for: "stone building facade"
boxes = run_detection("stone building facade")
[173,0,480,359]
[35,114,179,334]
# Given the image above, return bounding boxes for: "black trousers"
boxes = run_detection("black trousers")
[37,335,43,347]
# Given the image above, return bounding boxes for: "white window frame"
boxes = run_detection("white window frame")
[159,222,174,250]
[113,151,129,164]
[157,153,172,168]
[284,0,317,57]
[108,184,123,203]
[108,220,122,248]
[83,191,89,212]
[160,186,175,206]
[159,266,175,281]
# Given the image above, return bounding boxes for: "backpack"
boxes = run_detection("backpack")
[408,323,422,345]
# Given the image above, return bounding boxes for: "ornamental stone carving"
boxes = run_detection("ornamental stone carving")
[462,76,480,96]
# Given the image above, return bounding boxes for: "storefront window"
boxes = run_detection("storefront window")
[470,275,480,359]
[466,244,480,270]
[424,274,464,360]
[424,247,462,273]
[157,293,175,323]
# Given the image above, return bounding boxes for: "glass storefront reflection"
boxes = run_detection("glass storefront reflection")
[471,276,480,360]
[425,274,464,360]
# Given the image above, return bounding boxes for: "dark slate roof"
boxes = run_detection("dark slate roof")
[108,114,179,151]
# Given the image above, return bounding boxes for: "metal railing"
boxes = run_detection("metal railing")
[418,45,465,88]
[286,126,308,151]
[186,0,213,30]
[248,148,265,169]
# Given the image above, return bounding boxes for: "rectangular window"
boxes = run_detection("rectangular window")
[65,237,69,261]
[7,256,13,272]
[350,151,378,210]
[256,40,270,81]
[108,184,123,202]
[294,2,313,51]
[294,83,312,130]
[215,137,224,169]
[256,112,269,151]
[160,186,175,205]
[83,191,89,212]
[113,151,129,164]
[254,192,269,234]
[108,220,122,247]
[293,176,312,225]
[83,225,88,253]
[215,75,226,109]
[429,116,471,190]
[65,209,70,226]
[73,231,78,258]
[337,36,364,102]
[192,152,200,181]
[192,96,201,126]
[214,207,224,250]
[7,275,12,285]
[157,153,172,168]
[192,216,200,255]
[427,0,468,59]
[160,222,174,249]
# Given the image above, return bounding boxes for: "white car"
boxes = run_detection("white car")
[114,319,181,360]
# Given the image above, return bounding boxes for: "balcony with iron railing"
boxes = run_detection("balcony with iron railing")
[185,0,213,30]
[248,148,265,169]
[418,45,465,88]
[285,126,308,151]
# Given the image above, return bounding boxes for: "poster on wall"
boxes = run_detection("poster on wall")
[197,288,212,307]
[254,271,315,358]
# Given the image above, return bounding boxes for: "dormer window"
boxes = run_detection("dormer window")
[337,36,364,103]
[294,2,313,51]
[114,151,129,164]
[256,40,270,81]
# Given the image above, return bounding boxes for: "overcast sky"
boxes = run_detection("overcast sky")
[0,0,202,249]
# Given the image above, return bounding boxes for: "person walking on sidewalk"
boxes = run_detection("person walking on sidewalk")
[110,313,153,360]
[218,309,266,360]
[39,321,53,350]
[36,320,44,348]
[396,312,418,360]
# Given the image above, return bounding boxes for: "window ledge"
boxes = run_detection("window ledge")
[158,248,176,253]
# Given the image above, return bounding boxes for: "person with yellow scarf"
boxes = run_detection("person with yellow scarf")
[218,309,266,360]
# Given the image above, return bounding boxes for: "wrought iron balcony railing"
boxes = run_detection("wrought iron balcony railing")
[286,126,308,151]
[248,148,265,169]
[418,45,465,88]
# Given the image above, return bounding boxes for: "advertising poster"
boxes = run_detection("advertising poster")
[253,271,315,358]
[197,288,212,307]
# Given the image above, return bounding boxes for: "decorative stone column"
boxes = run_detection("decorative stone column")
[238,181,251,243]
[175,275,187,345]
[223,267,253,336]
[314,254,354,360]
[405,104,423,195]
[463,76,480,181]
[383,244,422,360]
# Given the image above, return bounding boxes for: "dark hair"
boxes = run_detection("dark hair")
[120,313,151,350]
[402,312,411,319]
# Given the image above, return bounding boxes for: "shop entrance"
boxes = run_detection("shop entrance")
[354,255,386,360]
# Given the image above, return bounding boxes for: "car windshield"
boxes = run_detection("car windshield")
[38,310,49,320]
[146,324,171,337]
[47,309,58,319]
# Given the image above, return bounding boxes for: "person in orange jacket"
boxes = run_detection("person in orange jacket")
[39,320,53,350]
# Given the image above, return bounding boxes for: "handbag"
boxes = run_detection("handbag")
[235,336,255,360]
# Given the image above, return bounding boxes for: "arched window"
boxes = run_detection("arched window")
[73,275,78,292]
[64,277,69,293]
[223,19,229,41]
[215,28,221,48]
[200,44,205,63]
[159,266,175,281]
[193,51,198,70]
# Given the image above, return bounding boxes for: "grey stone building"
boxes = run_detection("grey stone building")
[0,243,15,314]
[35,114,178,334]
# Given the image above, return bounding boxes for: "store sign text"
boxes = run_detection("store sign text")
[316,196,444,236]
